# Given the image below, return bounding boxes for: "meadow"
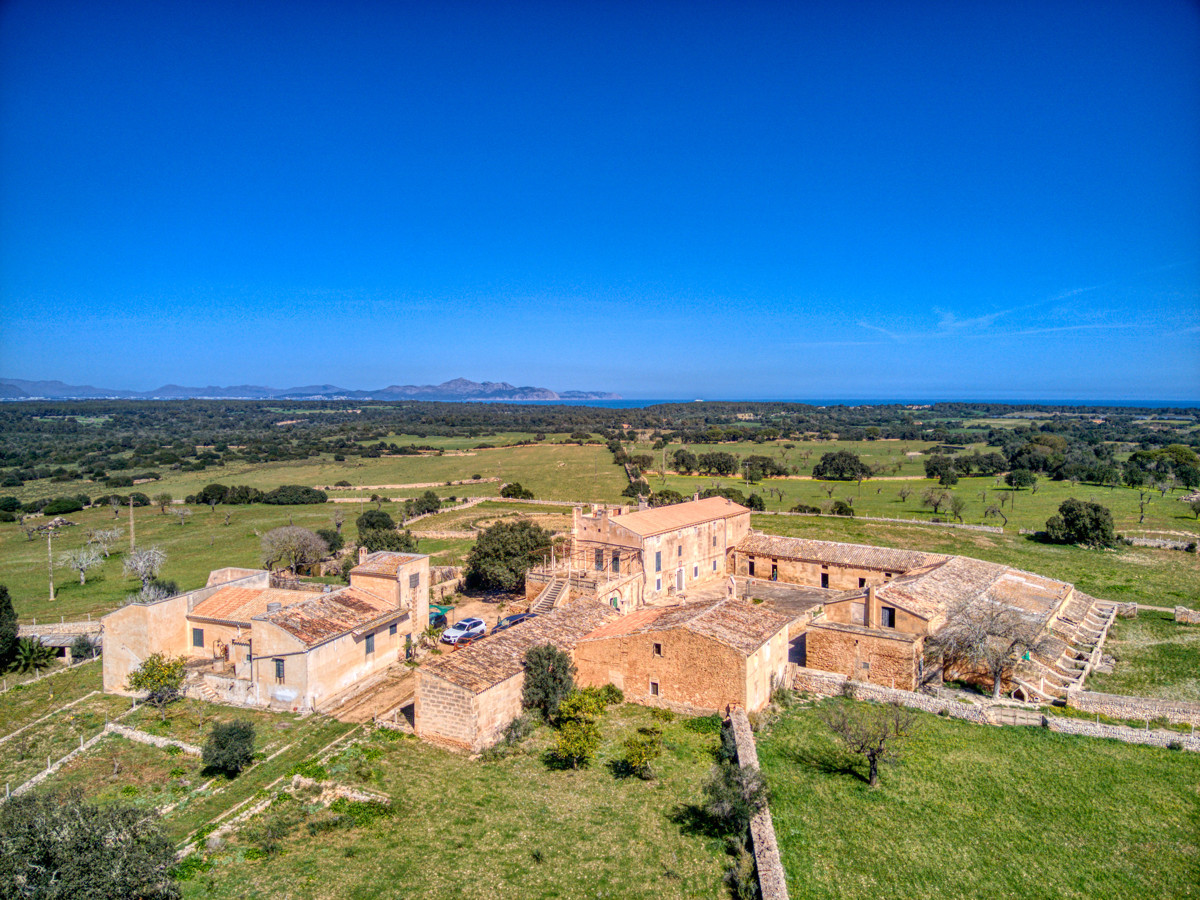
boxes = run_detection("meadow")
[1086,610,1200,702]
[757,700,1200,900]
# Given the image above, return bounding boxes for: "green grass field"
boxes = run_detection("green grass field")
[1086,611,1200,702]
[176,704,729,900]
[758,700,1200,900]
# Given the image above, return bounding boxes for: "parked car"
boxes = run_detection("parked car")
[492,612,538,634]
[428,609,449,630]
[440,617,487,644]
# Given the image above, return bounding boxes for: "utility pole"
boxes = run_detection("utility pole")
[47,528,55,601]
[129,496,135,551]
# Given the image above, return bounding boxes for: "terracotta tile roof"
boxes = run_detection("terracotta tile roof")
[579,598,791,656]
[189,587,314,625]
[420,605,619,694]
[735,533,945,572]
[607,497,749,537]
[256,588,397,647]
[352,551,425,576]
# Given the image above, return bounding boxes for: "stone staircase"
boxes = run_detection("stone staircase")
[187,675,220,703]
[530,578,567,614]
[1014,593,1116,702]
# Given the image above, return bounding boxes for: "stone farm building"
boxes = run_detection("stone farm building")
[415,597,791,751]
[525,496,751,614]
[103,550,429,712]
[729,533,1113,699]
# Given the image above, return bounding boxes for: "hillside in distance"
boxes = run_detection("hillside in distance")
[0,377,620,402]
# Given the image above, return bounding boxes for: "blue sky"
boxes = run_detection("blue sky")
[1,0,1198,401]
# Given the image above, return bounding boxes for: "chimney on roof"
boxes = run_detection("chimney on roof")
[693,491,700,502]
[638,498,649,511]
[266,601,282,613]
[866,584,876,627]
[358,546,368,565]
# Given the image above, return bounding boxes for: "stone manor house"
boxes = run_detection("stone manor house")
[415,497,1114,751]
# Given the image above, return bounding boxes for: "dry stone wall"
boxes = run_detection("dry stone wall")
[1066,688,1200,727]
[1175,607,1200,625]
[792,666,992,724]
[728,708,789,900]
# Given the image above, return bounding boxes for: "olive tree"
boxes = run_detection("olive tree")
[819,699,918,788]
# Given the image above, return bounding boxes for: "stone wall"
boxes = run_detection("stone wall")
[1065,687,1200,727]
[413,670,477,750]
[728,708,789,900]
[758,510,1002,533]
[792,666,992,724]
[1047,716,1200,751]
[804,626,920,691]
[1175,607,1200,626]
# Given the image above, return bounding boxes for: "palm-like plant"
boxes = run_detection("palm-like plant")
[12,638,56,673]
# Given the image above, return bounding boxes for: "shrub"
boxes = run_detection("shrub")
[70,633,97,661]
[598,683,624,705]
[830,499,855,516]
[499,482,535,500]
[290,759,328,781]
[42,496,84,515]
[701,760,768,835]
[356,509,395,531]
[359,527,418,553]
[790,503,820,514]
[651,707,675,722]
[262,485,327,505]
[203,720,256,776]
[1044,498,1117,548]
[621,727,663,779]
[558,689,605,724]
[315,528,344,554]
[684,714,723,734]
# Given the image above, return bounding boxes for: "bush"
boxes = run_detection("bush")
[42,496,84,515]
[621,727,663,779]
[598,683,624,705]
[315,528,344,554]
[558,689,606,724]
[685,714,724,734]
[830,499,855,516]
[702,760,768,834]
[500,482,535,500]
[70,633,98,661]
[359,528,418,553]
[1044,498,1116,548]
[262,485,327,505]
[790,503,820,514]
[356,509,395,531]
[553,720,601,769]
[290,759,328,781]
[203,720,256,776]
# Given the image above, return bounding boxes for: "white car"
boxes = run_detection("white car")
[440,617,487,645]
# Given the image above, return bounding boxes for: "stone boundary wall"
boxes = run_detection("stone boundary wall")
[1127,537,1195,550]
[0,690,101,746]
[791,666,992,724]
[728,708,789,900]
[106,723,203,755]
[1048,716,1200,751]
[19,620,102,637]
[1176,607,1200,625]
[794,666,1200,752]
[10,730,108,798]
[1066,688,1200,727]
[759,510,1002,533]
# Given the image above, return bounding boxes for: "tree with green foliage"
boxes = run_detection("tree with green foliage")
[1005,469,1037,489]
[522,644,576,721]
[359,527,418,553]
[621,726,663,779]
[315,527,344,554]
[465,520,553,592]
[203,720,256,776]
[551,688,605,769]
[153,492,173,513]
[70,632,98,662]
[499,482,535,500]
[127,653,186,718]
[262,485,327,505]
[356,509,395,531]
[12,638,55,673]
[0,585,19,670]
[920,488,951,516]
[701,756,769,832]
[672,448,698,474]
[698,452,739,476]
[812,450,868,481]
[1044,498,1117,548]
[924,454,959,486]
[0,790,180,900]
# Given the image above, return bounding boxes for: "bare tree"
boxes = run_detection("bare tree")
[169,507,192,526]
[153,492,173,513]
[819,700,918,787]
[59,547,102,585]
[109,497,123,520]
[86,527,123,558]
[261,526,328,575]
[929,599,1054,699]
[1191,498,1200,520]
[123,546,167,589]
[983,505,1007,527]
[125,583,173,605]
[897,487,912,504]
[332,509,345,534]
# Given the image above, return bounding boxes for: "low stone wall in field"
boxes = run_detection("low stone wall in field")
[1065,688,1200,727]
[1047,716,1199,752]
[1175,607,1200,625]
[728,708,789,900]
[791,666,992,725]
[762,510,1002,533]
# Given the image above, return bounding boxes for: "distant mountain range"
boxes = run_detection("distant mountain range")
[0,377,621,402]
